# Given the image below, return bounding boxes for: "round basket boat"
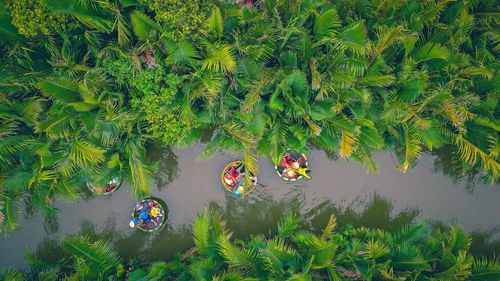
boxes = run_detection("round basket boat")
[275,150,310,182]
[129,198,166,233]
[221,160,257,197]
[84,176,123,196]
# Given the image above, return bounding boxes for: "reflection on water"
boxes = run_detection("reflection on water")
[431,146,493,191]
[470,229,500,258]
[148,147,179,191]
[305,194,420,233]
[1,145,499,268]
[26,193,500,268]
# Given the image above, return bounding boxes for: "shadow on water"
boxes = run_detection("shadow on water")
[148,146,179,191]
[28,192,500,266]
[430,146,498,190]
[304,193,420,233]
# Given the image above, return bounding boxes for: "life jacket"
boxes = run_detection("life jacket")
[137,211,151,224]
[231,168,239,178]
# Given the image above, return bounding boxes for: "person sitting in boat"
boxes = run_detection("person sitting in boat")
[232,185,245,196]
[280,153,311,179]
[150,206,162,219]
[224,165,244,187]
[129,209,151,229]
[129,201,162,229]
[281,153,299,179]
[105,178,119,192]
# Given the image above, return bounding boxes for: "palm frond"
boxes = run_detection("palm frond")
[125,141,153,197]
[165,41,200,67]
[471,257,500,281]
[207,6,223,37]
[413,42,450,62]
[241,77,269,112]
[398,125,422,172]
[0,268,27,281]
[217,235,256,271]
[70,138,105,166]
[454,134,500,179]
[47,0,113,32]
[190,259,216,281]
[62,235,121,278]
[333,22,368,56]
[392,222,430,245]
[277,213,301,238]
[130,10,158,41]
[339,130,356,159]
[321,214,337,239]
[202,45,236,73]
[313,9,340,40]
[36,79,81,103]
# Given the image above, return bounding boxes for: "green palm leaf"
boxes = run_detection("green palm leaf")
[125,141,153,198]
[62,235,121,278]
[0,192,21,233]
[217,235,256,271]
[321,214,337,239]
[277,213,301,238]
[69,138,105,166]
[36,79,81,103]
[47,0,113,32]
[165,41,200,67]
[207,6,223,37]
[333,22,368,56]
[189,259,216,281]
[392,222,430,245]
[313,9,340,40]
[471,257,500,281]
[202,45,236,73]
[398,125,423,172]
[0,268,27,281]
[193,209,224,260]
[130,10,158,41]
[413,42,450,62]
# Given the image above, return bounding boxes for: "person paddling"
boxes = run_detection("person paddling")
[129,209,151,229]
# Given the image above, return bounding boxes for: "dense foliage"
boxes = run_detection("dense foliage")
[2,210,500,280]
[0,0,499,233]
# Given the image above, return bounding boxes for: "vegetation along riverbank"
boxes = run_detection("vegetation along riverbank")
[0,0,498,238]
[2,210,500,280]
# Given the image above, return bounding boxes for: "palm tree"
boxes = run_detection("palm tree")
[23,234,122,280]
[155,0,498,181]
[9,209,500,280]
[123,209,500,280]
[0,268,27,281]
[0,0,158,232]
[1,0,498,233]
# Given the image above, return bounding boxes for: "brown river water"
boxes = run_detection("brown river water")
[1,144,499,268]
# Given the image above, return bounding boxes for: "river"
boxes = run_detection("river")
[1,144,499,268]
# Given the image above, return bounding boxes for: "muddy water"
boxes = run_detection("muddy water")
[1,144,499,268]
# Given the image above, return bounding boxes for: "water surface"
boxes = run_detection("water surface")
[1,145,499,268]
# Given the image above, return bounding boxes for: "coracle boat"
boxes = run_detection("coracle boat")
[84,176,123,196]
[129,197,166,233]
[221,160,257,197]
[275,150,311,182]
